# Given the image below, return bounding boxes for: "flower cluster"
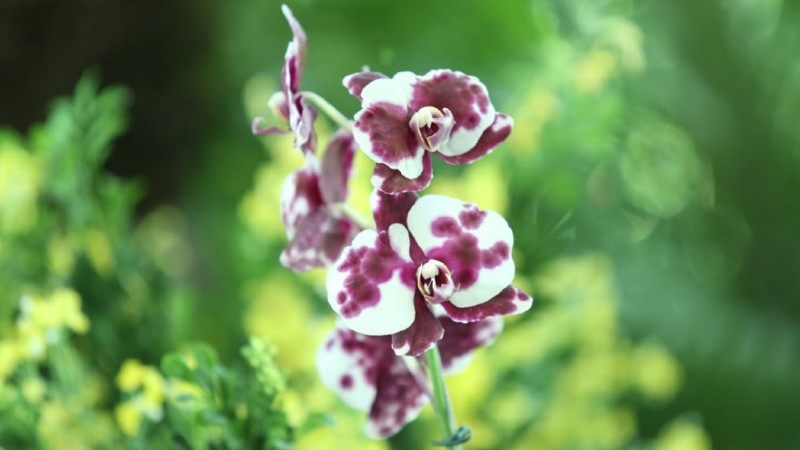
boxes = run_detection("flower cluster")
[254,5,532,439]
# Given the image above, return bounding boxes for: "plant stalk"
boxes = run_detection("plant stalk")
[301,91,353,133]
[426,345,463,450]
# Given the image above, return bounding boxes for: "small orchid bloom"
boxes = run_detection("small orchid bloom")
[326,190,532,355]
[343,69,514,193]
[252,5,318,156]
[317,315,503,438]
[279,130,360,271]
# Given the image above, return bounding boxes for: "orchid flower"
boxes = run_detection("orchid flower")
[344,70,514,193]
[317,314,503,438]
[326,190,532,356]
[252,5,317,156]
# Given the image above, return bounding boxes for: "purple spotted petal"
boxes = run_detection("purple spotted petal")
[390,294,444,356]
[436,113,513,166]
[320,130,356,204]
[407,195,515,308]
[369,189,419,232]
[365,353,428,439]
[279,162,324,239]
[371,152,433,194]
[354,72,426,179]
[326,226,418,336]
[280,5,307,100]
[316,326,389,412]
[344,71,389,101]
[409,70,496,158]
[438,315,503,374]
[293,98,318,155]
[441,285,532,323]
[280,209,359,272]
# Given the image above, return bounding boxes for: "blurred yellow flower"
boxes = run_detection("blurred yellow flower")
[115,401,143,436]
[429,162,508,215]
[115,359,165,435]
[86,229,115,277]
[575,49,618,95]
[656,417,711,450]
[0,139,41,234]
[632,342,683,402]
[508,86,558,152]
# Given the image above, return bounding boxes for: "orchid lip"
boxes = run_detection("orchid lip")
[409,106,454,153]
[416,259,455,304]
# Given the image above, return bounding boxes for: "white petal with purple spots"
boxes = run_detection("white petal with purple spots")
[326,230,417,336]
[316,326,381,412]
[407,195,515,308]
[359,72,416,108]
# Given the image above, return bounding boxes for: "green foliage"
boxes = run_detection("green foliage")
[0,74,296,449]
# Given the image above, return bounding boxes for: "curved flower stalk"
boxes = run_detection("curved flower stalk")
[252,5,317,156]
[344,70,514,193]
[316,315,503,439]
[326,190,532,356]
[279,130,362,271]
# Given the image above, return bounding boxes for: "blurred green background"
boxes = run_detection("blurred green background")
[1,0,799,449]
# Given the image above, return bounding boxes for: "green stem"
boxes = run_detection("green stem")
[426,345,463,450]
[301,91,353,133]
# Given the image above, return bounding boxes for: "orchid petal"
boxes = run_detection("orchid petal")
[371,152,433,194]
[293,98,318,155]
[390,294,444,356]
[354,72,425,179]
[441,285,532,323]
[280,209,359,272]
[359,72,416,108]
[407,195,515,308]
[344,71,389,101]
[437,113,513,165]
[369,189,419,232]
[410,70,496,157]
[327,229,418,336]
[320,130,356,204]
[365,354,428,439]
[354,102,425,179]
[317,326,390,411]
[280,5,307,97]
[279,162,323,239]
[438,316,503,374]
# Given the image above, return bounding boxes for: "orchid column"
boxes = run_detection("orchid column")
[253,5,533,447]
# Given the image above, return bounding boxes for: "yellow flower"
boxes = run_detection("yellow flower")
[574,49,618,95]
[429,162,508,216]
[115,401,143,436]
[85,229,115,277]
[50,288,90,334]
[117,359,148,391]
[655,417,711,450]
[21,377,46,404]
[632,342,683,403]
[0,138,40,234]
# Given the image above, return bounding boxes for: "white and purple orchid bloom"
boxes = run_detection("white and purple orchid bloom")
[280,130,361,271]
[252,5,317,156]
[317,315,503,439]
[344,69,514,193]
[326,190,532,356]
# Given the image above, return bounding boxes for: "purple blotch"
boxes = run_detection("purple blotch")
[431,217,460,237]
[340,374,354,389]
[458,206,486,229]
